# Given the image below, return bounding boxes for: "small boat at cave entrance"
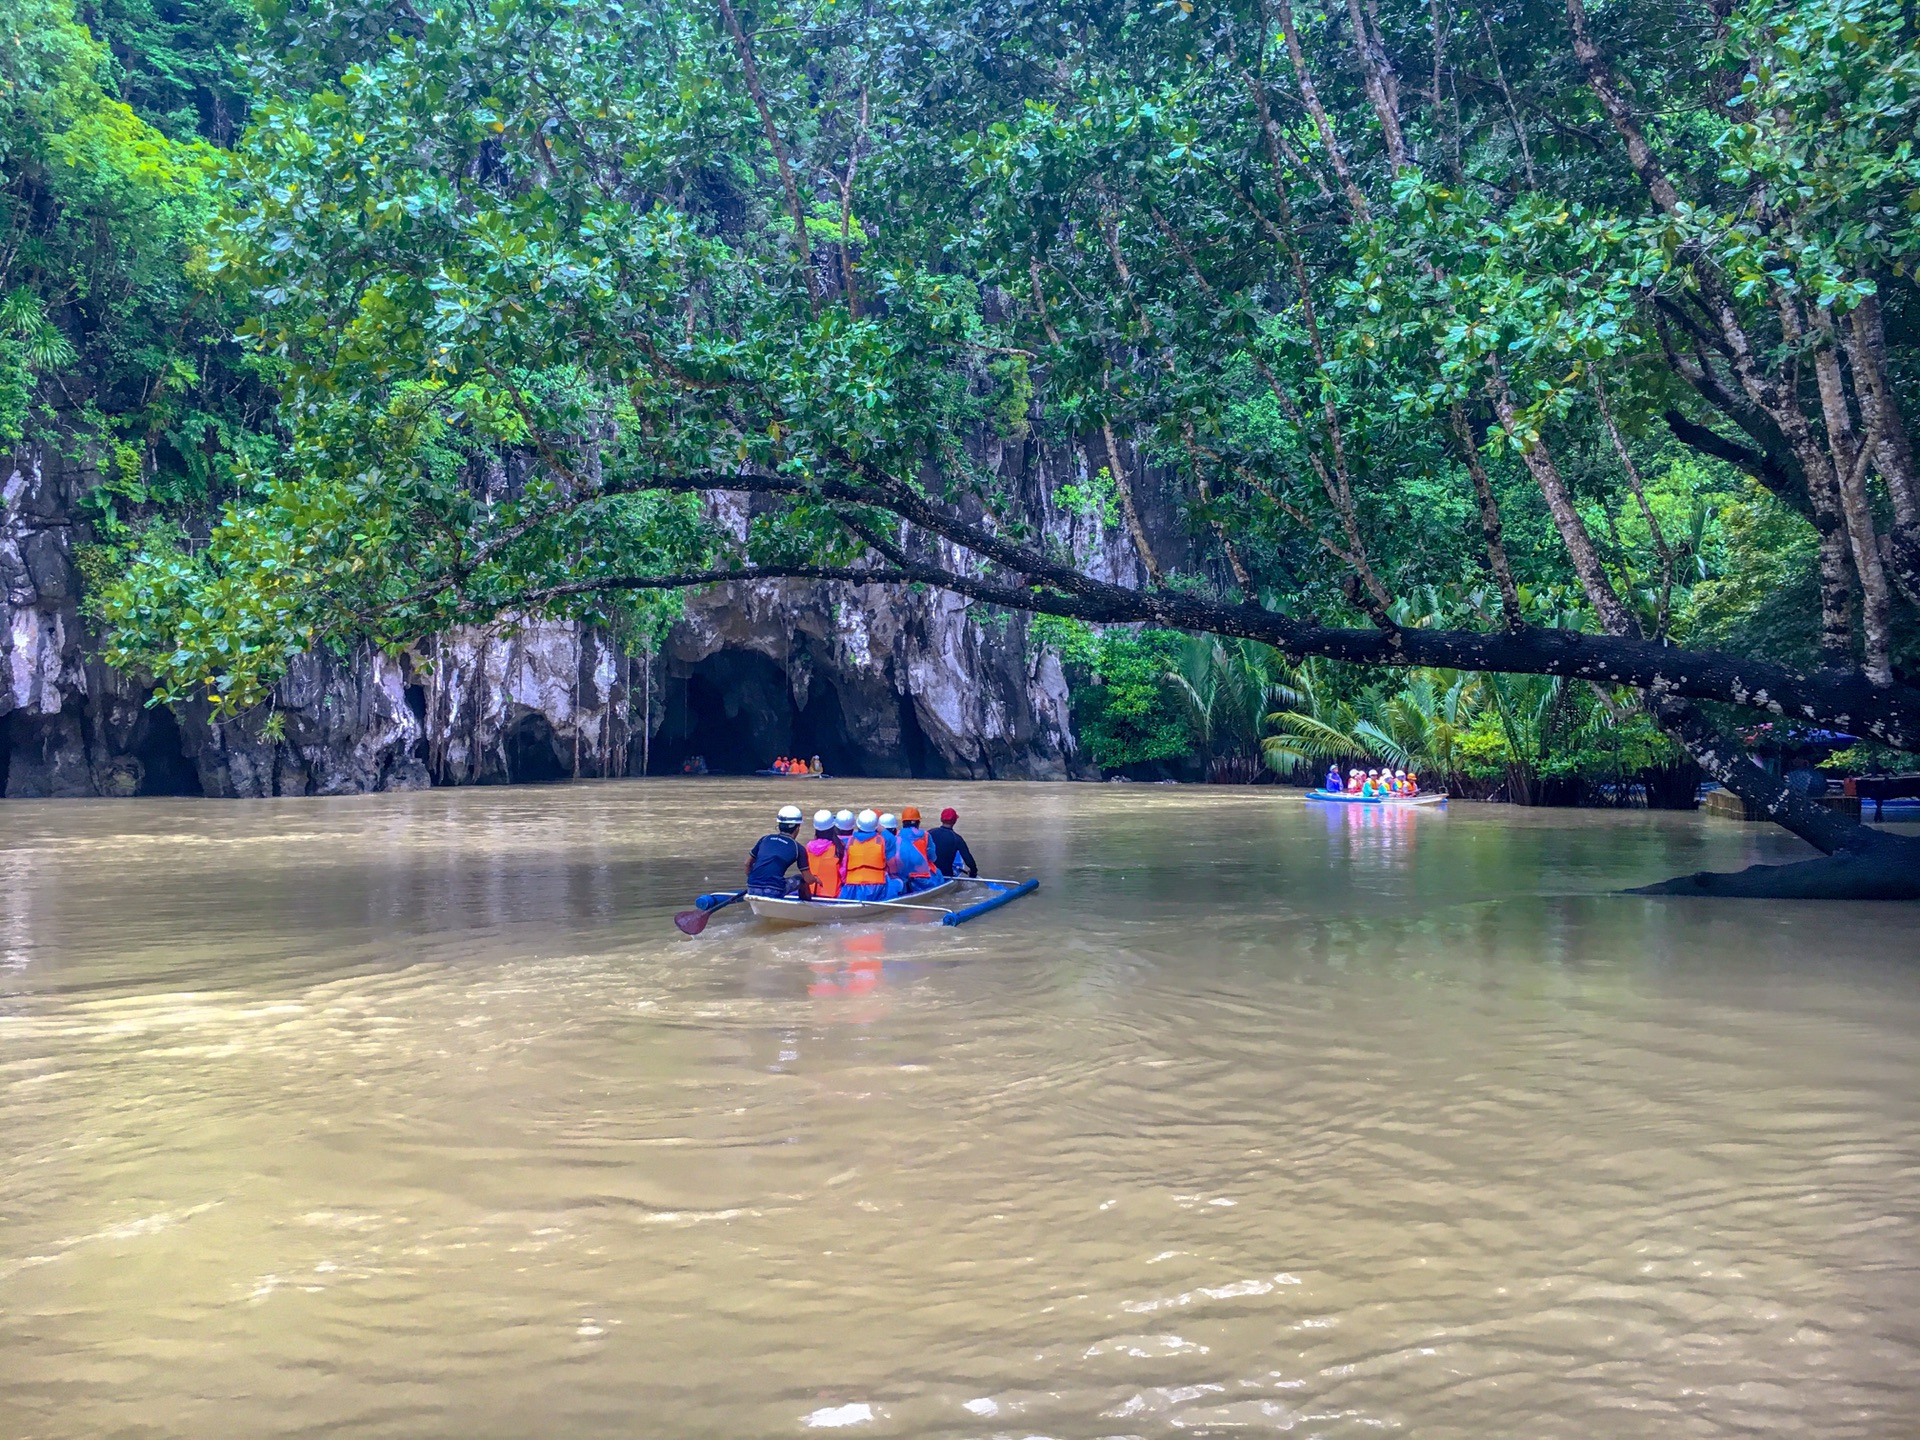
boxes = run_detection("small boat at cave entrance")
[1305,789,1448,807]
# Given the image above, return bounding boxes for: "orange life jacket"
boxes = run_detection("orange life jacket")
[804,839,841,898]
[843,833,888,886]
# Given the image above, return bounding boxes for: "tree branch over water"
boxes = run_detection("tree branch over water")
[464,527,1920,759]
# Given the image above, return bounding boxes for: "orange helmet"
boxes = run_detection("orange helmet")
[901,806,922,824]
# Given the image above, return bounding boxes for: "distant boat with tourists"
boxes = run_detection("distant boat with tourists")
[1306,789,1447,807]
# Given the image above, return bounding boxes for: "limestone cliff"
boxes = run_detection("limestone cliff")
[3,430,1176,795]
[3,446,194,798]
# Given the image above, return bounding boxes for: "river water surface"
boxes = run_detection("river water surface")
[3,782,1918,1438]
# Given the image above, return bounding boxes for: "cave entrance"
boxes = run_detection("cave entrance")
[505,711,569,784]
[897,692,943,780]
[404,681,432,770]
[651,649,792,774]
[793,675,861,778]
[649,648,876,776]
[135,705,202,796]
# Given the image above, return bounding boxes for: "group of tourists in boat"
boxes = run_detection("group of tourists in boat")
[746,804,979,902]
[763,755,825,776]
[1322,763,1421,797]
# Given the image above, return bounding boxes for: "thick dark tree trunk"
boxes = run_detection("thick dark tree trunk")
[544,485,1920,754]
[1638,699,1920,899]
[1658,699,1863,852]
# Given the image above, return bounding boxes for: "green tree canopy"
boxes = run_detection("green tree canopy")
[78,0,1920,891]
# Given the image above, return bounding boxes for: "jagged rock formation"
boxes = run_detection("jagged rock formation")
[176,648,430,798]
[3,430,1184,796]
[412,622,630,785]
[3,446,198,798]
[2,444,428,797]
[646,432,1190,780]
[654,578,1080,779]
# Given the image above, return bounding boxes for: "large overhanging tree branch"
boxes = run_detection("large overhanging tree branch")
[368,471,1920,757]
[98,0,1920,898]
[500,554,1920,752]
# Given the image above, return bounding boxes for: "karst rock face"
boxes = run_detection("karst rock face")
[3,446,189,798]
[3,430,1174,795]
[655,576,1082,780]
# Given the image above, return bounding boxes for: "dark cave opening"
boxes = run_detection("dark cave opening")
[685,670,766,774]
[792,676,860,778]
[650,648,878,776]
[505,711,569,784]
[404,682,431,763]
[651,649,793,774]
[897,692,941,780]
[135,705,202,796]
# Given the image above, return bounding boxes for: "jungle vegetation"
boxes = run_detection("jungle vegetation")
[7,0,1920,893]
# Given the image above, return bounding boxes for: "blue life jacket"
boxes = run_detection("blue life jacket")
[898,825,935,878]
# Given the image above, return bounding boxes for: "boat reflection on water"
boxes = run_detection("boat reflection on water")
[1316,791,1443,874]
[808,931,889,1007]
[802,930,950,1020]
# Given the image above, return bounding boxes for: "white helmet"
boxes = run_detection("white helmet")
[855,808,878,830]
[813,809,834,829]
[879,812,900,831]
[777,805,804,829]
[834,808,855,829]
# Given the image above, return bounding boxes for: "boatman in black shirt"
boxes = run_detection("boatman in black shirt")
[927,807,978,879]
[746,805,807,897]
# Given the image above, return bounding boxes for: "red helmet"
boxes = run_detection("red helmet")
[939,807,959,824]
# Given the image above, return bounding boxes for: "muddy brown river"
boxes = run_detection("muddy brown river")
[3,781,1918,1438]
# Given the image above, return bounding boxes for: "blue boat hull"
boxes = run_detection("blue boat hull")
[1305,789,1446,806]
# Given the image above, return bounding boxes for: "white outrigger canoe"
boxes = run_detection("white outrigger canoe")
[682,876,1039,932]
[1305,788,1448,807]
[747,877,964,925]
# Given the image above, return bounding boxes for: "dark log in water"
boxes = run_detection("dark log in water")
[1629,829,1920,900]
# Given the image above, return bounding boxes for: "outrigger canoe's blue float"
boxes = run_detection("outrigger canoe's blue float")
[1306,788,1447,807]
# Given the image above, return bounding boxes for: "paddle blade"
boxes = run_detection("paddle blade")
[674,907,714,936]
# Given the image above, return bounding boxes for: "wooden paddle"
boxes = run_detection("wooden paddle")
[675,890,746,936]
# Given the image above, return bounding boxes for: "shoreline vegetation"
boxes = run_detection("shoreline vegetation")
[5,0,1918,894]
